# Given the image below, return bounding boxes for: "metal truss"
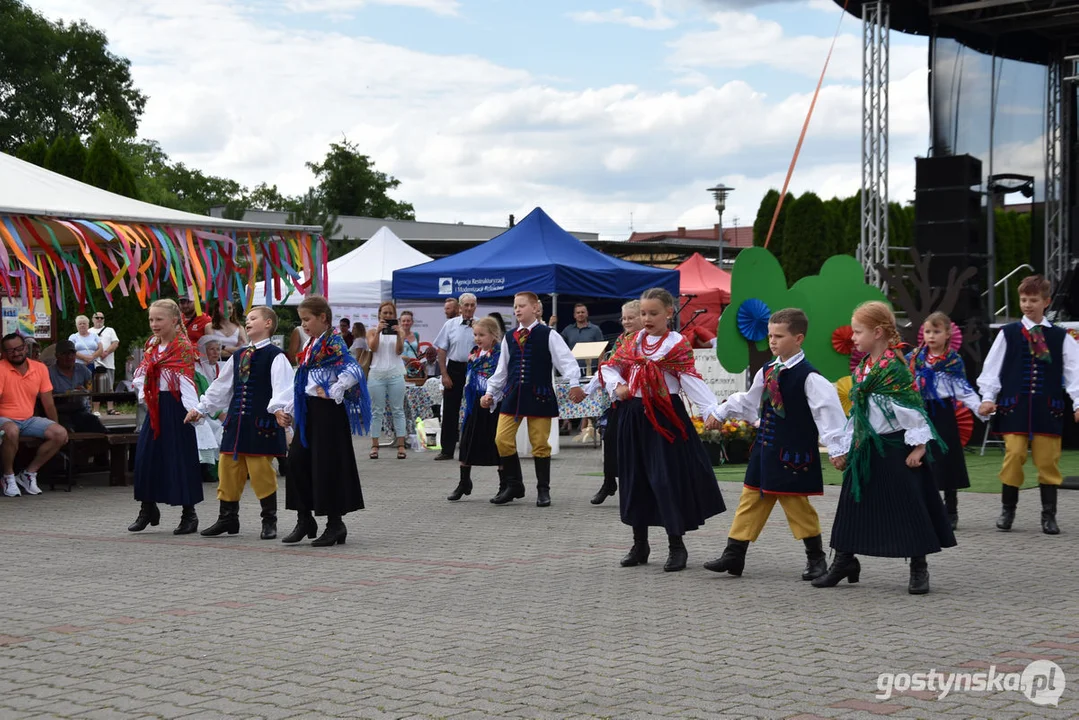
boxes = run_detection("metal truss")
[858,1,890,289]
[1045,56,1069,290]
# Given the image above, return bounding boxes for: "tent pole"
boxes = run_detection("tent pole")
[550,293,559,328]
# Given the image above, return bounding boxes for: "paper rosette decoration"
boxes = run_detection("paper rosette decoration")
[849,349,867,373]
[916,322,964,352]
[834,376,853,416]
[831,325,854,355]
[736,298,771,342]
[955,401,974,446]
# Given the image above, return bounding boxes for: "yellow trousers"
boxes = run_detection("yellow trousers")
[217,455,279,502]
[727,486,822,542]
[1001,434,1063,488]
[495,415,552,458]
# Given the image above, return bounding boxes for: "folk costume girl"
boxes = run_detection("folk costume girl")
[907,312,986,531]
[586,300,642,506]
[815,301,956,595]
[448,317,503,502]
[600,288,726,572]
[128,299,204,535]
[270,296,371,547]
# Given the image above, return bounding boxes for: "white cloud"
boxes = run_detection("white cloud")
[285,0,460,16]
[29,0,930,240]
[569,1,676,31]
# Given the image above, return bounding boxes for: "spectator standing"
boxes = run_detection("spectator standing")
[434,293,478,460]
[178,297,213,344]
[0,333,68,496]
[339,318,355,348]
[69,315,103,369]
[560,303,604,351]
[366,302,408,460]
[207,301,248,359]
[444,298,460,320]
[90,311,120,415]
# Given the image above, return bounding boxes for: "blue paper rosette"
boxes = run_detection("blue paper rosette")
[736,298,771,342]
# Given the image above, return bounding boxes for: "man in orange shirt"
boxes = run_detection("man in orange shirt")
[0,334,67,497]
[178,297,212,344]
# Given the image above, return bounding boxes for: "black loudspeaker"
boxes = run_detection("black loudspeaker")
[916,154,982,190]
[913,188,982,225]
[914,219,985,256]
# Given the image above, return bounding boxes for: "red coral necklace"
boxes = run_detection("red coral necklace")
[641,331,669,354]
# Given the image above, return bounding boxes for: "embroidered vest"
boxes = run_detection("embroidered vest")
[996,322,1067,437]
[745,360,824,495]
[220,345,288,457]
[500,324,559,418]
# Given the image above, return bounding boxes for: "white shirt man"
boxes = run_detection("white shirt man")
[432,293,477,459]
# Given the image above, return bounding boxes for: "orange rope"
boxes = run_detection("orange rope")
[764,0,851,249]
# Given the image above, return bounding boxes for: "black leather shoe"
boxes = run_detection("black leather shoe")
[664,547,688,572]
[448,480,472,502]
[127,502,160,532]
[281,512,317,544]
[491,480,525,505]
[811,552,860,588]
[200,501,240,537]
[908,556,929,595]
[434,453,454,461]
[259,493,277,540]
[311,519,346,547]
[997,484,1019,531]
[620,542,650,567]
[1041,484,1060,535]
[703,538,749,576]
[801,534,827,581]
[590,478,616,505]
[173,506,199,535]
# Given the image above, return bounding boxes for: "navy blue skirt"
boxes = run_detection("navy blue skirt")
[459,404,500,467]
[285,397,364,517]
[829,433,957,558]
[134,392,203,507]
[617,397,726,536]
[925,399,971,491]
[602,404,621,482]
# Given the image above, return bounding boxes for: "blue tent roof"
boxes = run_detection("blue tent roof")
[392,207,680,299]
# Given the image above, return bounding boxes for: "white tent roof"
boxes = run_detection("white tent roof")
[255,226,433,306]
[0,151,319,233]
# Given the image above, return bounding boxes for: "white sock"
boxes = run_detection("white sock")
[25,470,37,479]
[4,474,15,482]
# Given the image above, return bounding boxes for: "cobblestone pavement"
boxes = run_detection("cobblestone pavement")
[2,441,1078,719]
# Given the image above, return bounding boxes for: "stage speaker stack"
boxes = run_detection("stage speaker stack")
[913,154,987,322]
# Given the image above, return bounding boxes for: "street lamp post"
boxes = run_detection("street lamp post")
[707,184,734,268]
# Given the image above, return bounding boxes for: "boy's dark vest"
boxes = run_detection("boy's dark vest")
[745,359,824,495]
[500,324,559,418]
[996,322,1067,437]
[220,345,288,457]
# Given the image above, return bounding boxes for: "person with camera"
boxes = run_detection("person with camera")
[366,301,408,460]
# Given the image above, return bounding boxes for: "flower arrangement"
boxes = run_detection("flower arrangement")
[719,418,756,443]
[694,416,757,465]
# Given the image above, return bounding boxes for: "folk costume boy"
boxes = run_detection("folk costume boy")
[481,292,584,507]
[977,274,1079,535]
[186,307,294,540]
[703,309,848,581]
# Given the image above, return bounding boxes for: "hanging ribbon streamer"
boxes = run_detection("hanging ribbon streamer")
[764,0,850,249]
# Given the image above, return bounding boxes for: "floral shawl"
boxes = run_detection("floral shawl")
[135,331,198,438]
[907,346,974,404]
[607,332,701,442]
[463,346,500,426]
[293,330,371,447]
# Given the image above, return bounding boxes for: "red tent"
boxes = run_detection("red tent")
[676,253,730,347]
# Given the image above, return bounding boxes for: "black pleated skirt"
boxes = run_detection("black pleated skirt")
[617,397,726,536]
[285,397,364,517]
[925,399,971,491]
[459,405,500,467]
[829,433,957,558]
[602,404,621,482]
[134,393,203,507]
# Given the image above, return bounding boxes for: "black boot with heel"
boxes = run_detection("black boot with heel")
[259,493,277,540]
[491,453,525,504]
[311,515,347,546]
[127,501,160,532]
[1041,484,1061,535]
[703,537,748,576]
[801,534,828,581]
[811,551,860,588]
[173,505,199,535]
[448,466,473,502]
[200,501,239,536]
[664,534,688,572]
[281,511,317,544]
[590,474,616,505]
[534,456,551,507]
[908,555,929,594]
[620,525,650,567]
[943,489,958,531]
[997,484,1018,531]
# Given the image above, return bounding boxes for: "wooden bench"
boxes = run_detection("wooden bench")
[20,430,139,491]
[106,433,140,487]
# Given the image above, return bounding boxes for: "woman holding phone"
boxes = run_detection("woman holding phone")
[365,301,408,459]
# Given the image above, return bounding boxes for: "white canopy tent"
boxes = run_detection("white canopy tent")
[255,226,432,306]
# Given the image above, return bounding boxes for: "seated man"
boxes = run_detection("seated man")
[48,340,108,434]
[0,333,68,496]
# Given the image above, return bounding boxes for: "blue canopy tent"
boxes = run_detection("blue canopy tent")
[391,207,680,302]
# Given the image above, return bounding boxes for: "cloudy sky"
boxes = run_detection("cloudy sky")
[31,0,937,237]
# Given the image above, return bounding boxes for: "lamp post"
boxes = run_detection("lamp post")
[707,184,734,268]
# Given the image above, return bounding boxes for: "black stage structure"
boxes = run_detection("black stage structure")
[835,0,1079,325]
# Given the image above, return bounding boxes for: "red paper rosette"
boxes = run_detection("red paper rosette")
[954,401,974,446]
[916,321,963,352]
[831,325,854,355]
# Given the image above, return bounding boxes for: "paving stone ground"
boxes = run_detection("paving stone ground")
[2,440,1078,719]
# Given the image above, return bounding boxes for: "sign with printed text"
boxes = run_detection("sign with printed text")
[1,297,51,340]
[689,349,747,414]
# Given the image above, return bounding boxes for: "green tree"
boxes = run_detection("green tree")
[306,138,415,220]
[781,192,828,283]
[43,134,87,180]
[83,135,139,198]
[752,189,794,257]
[14,136,47,166]
[0,0,146,152]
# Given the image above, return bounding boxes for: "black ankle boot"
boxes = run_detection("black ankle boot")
[173,505,199,535]
[259,493,277,540]
[997,484,1019,531]
[801,534,828,581]
[1040,484,1061,535]
[448,466,473,502]
[590,474,617,505]
[620,526,650,567]
[491,454,525,504]
[490,467,508,503]
[128,501,160,532]
[664,534,688,572]
[944,489,959,531]
[311,515,346,546]
[703,537,749,576]
[908,556,929,594]
[200,500,240,536]
[534,457,551,507]
[811,551,860,588]
[281,511,317,544]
